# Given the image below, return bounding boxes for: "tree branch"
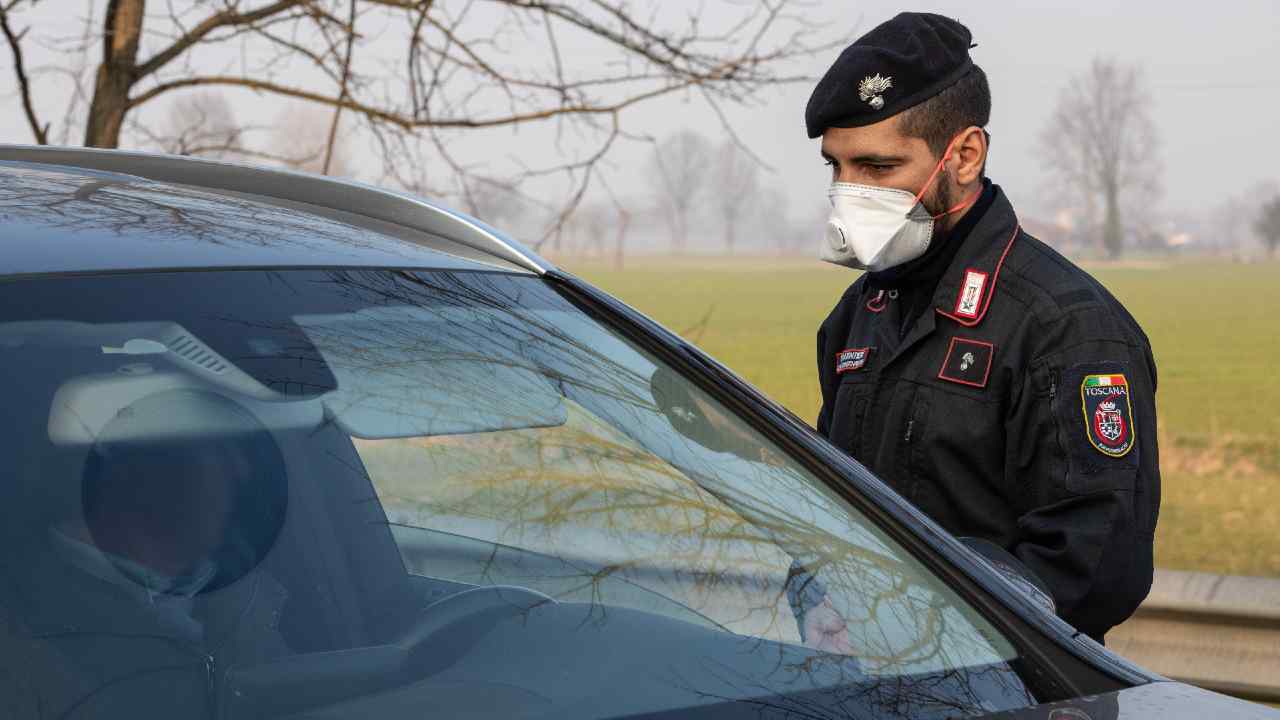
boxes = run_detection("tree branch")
[322,0,357,175]
[133,0,310,80]
[0,4,49,144]
[126,73,706,129]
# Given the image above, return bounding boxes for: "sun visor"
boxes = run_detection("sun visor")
[319,357,567,439]
[296,308,567,440]
[49,370,323,446]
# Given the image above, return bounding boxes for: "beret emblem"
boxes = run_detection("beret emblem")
[858,73,893,110]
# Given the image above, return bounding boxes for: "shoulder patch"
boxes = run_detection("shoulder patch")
[1081,373,1135,457]
[938,337,994,388]
[836,347,872,374]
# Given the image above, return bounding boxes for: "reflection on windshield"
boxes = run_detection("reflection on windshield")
[0,269,1036,719]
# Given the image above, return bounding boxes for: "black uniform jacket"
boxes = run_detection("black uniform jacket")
[816,186,1160,641]
[0,545,291,719]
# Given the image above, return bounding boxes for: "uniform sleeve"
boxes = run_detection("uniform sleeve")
[816,282,861,439]
[1005,318,1159,641]
[816,322,833,436]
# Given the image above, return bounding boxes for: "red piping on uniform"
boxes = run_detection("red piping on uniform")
[936,225,1019,327]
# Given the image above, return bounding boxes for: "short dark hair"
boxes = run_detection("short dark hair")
[897,65,991,159]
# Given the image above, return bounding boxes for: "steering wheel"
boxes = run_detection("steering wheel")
[222,584,556,717]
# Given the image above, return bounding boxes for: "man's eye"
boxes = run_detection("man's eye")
[869,164,894,173]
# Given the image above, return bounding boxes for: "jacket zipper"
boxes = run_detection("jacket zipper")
[205,652,217,718]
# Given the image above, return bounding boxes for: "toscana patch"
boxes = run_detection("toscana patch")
[1080,373,1135,458]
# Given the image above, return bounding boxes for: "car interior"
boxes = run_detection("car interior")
[0,269,1041,719]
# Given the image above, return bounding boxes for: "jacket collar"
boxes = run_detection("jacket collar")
[17,543,205,643]
[932,184,1020,328]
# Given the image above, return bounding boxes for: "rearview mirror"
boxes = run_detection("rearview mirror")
[650,366,758,457]
[959,537,1057,614]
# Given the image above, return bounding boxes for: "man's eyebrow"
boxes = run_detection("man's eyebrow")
[819,150,907,164]
[851,153,906,164]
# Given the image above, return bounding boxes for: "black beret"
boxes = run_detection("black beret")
[806,12,975,138]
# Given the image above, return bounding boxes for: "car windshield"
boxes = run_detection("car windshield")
[0,268,1037,719]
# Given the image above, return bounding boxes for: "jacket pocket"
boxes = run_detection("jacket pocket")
[828,375,872,458]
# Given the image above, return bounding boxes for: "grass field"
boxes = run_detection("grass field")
[562,255,1280,578]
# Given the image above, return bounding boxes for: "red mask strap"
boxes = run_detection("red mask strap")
[913,131,981,219]
[913,145,955,205]
[931,186,983,220]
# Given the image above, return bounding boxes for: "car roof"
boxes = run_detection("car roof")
[0,145,554,278]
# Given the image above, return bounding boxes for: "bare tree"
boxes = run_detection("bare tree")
[465,177,537,233]
[712,140,762,254]
[1039,58,1161,258]
[1207,193,1251,255]
[1211,180,1280,256]
[569,201,612,258]
[1255,195,1280,259]
[271,105,351,176]
[132,91,242,159]
[1,0,834,244]
[648,131,713,253]
[610,205,631,270]
[748,183,801,255]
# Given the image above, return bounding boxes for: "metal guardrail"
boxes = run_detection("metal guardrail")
[1108,569,1280,704]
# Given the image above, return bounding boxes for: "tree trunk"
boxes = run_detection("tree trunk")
[84,0,144,148]
[613,210,629,271]
[1103,184,1124,259]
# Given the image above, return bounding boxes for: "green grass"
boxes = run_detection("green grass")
[564,255,1280,577]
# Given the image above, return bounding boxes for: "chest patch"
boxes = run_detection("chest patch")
[937,337,994,388]
[835,347,872,374]
[1081,374,1135,457]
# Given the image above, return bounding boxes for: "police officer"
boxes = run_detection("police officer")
[807,12,1160,643]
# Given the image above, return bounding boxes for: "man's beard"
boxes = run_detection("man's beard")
[924,171,955,243]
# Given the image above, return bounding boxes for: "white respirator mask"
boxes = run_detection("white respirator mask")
[821,133,978,272]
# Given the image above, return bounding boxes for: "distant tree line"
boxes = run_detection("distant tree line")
[1257,195,1280,259]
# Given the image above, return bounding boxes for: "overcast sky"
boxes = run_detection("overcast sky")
[668,0,1280,224]
[2,1,1277,242]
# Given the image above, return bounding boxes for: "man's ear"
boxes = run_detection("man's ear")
[950,126,988,186]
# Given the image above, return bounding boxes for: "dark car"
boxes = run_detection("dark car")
[0,145,1271,720]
